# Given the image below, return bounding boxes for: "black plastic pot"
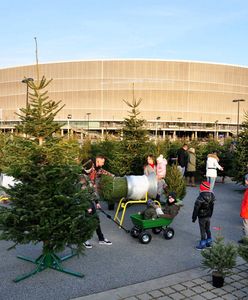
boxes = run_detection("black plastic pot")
[212,271,224,288]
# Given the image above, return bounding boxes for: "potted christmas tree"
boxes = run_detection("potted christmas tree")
[201,236,237,288]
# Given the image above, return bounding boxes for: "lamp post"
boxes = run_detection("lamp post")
[86,112,91,137]
[214,120,218,140]
[232,99,245,137]
[67,114,72,138]
[21,78,34,109]
[226,117,231,137]
[155,116,160,142]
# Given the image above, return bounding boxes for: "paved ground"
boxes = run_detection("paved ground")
[0,179,247,300]
[74,261,248,300]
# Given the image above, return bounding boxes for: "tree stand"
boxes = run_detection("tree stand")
[14,249,84,282]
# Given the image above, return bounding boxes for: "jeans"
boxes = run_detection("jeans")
[198,217,211,240]
[207,177,216,191]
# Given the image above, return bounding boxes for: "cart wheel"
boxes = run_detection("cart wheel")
[163,227,174,240]
[130,226,140,238]
[152,227,162,234]
[138,231,152,244]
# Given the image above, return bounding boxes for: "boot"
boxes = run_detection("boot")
[196,239,206,250]
[206,237,213,248]
[191,177,196,187]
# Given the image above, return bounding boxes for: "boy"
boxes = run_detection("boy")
[192,181,216,250]
[156,192,180,219]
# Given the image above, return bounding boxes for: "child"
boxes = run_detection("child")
[192,181,216,250]
[140,199,157,220]
[156,192,180,219]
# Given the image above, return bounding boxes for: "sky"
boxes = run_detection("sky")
[0,0,248,68]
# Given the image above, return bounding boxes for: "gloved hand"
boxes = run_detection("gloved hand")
[192,219,196,223]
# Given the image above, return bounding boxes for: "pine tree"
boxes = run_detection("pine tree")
[111,93,149,176]
[238,237,248,263]
[233,112,248,184]
[165,165,186,200]
[16,76,64,145]
[0,76,98,281]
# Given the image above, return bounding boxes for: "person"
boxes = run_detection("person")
[206,151,223,191]
[81,155,114,248]
[177,144,189,176]
[192,181,216,250]
[156,154,168,203]
[144,154,156,176]
[239,180,248,243]
[156,192,180,219]
[140,199,157,220]
[186,148,196,187]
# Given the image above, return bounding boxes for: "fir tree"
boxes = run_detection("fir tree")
[16,76,64,145]
[111,91,149,175]
[165,165,186,200]
[233,112,248,184]
[0,75,98,281]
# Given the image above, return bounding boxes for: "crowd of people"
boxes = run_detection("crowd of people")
[79,150,247,250]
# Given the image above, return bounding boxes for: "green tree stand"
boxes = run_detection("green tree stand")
[14,248,83,282]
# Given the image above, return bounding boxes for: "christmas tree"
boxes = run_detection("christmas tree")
[0,75,98,281]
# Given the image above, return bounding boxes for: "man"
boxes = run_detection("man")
[82,155,114,248]
[177,144,189,176]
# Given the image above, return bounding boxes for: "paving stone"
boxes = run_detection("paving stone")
[160,287,176,295]
[201,282,215,290]
[224,277,235,284]
[157,296,173,300]
[192,278,206,285]
[241,286,248,294]
[136,293,153,300]
[211,288,227,296]
[232,290,248,299]
[180,289,196,297]
[191,286,208,293]
[200,291,217,299]
[190,295,207,300]
[170,284,186,292]
[238,271,248,278]
[148,290,164,298]
[231,281,246,289]
[222,285,237,293]
[124,297,139,300]
[229,274,243,281]
[236,264,248,271]
[168,292,185,300]
[221,294,238,300]
[240,278,248,285]
[181,281,197,288]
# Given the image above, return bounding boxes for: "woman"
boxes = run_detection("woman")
[144,154,157,176]
[206,151,223,191]
[186,148,196,187]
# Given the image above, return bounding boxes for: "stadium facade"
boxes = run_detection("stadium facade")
[0,59,248,140]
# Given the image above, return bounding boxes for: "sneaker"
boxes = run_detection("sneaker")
[83,242,93,249]
[99,239,112,245]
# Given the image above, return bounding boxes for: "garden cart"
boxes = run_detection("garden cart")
[130,213,175,244]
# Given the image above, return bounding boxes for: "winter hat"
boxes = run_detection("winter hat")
[168,192,176,204]
[200,181,210,192]
[147,199,155,207]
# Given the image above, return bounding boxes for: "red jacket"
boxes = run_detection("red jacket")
[240,189,248,219]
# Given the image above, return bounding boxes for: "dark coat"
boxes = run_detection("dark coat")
[160,203,180,219]
[192,192,215,222]
[177,148,189,168]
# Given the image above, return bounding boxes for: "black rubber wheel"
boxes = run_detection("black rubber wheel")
[152,227,162,234]
[130,226,140,238]
[138,231,152,244]
[163,227,175,240]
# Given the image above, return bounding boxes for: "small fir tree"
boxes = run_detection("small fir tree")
[165,165,186,200]
[201,236,237,277]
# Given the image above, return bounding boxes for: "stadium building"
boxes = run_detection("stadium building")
[0,59,248,140]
